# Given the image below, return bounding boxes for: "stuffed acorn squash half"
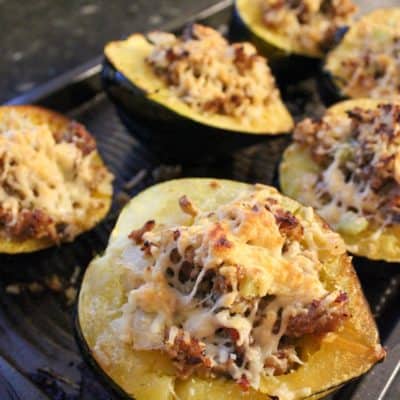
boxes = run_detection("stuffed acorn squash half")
[280,98,400,262]
[0,105,113,254]
[234,0,357,65]
[103,24,293,161]
[77,178,384,400]
[324,8,400,101]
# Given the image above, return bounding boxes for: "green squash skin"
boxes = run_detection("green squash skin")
[231,4,321,82]
[102,59,289,164]
[74,177,385,400]
[319,29,351,106]
[317,69,348,106]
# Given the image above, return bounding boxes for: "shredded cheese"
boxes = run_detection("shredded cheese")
[293,103,400,235]
[0,109,113,241]
[113,185,349,390]
[326,8,400,98]
[146,24,280,123]
[261,0,356,54]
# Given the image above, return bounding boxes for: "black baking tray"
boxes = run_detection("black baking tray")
[1,0,400,399]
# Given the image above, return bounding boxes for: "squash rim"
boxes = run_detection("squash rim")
[235,0,325,58]
[324,8,400,99]
[279,98,400,261]
[104,33,294,135]
[77,178,384,400]
[0,105,113,254]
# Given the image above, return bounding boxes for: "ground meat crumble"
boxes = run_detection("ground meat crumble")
[294,103,400,228]
[0,111,113,243]
[146,24,280,122]
[325,9,400,98]
[261,0,357,54]
[119,186,349,390]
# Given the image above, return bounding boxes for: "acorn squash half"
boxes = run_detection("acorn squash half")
[280,98,400,262]
[77,178,384,400]
[0,105,113,254]
[323,8,400,102]
[103,33,293,162]
[233,0,352,78]
[234,0,320,57]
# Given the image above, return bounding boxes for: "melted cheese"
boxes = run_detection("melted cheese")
[146,24,279,123]
[294,104,400,236]
[325,8,400,98]
[0,109,113,240]
[113,185,347,390]
[261,0,357,55]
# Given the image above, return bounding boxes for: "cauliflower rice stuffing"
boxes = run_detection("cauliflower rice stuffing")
[146,24,281,123]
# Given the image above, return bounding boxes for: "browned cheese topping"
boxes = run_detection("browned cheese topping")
[325,9,400,98]
[0,110,113,242]
[146,24,279,122]
[116,185,349,390]
[294,104,400,232]
[338,37,400,98]
[262,0,356,54]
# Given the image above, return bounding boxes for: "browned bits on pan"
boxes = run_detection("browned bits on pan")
[44,274,63,292]
[179,195,198,217]
[129,220,156,244]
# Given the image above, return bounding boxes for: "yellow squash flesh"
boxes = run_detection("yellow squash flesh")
[325,8,400,99]
[105,34,293,135]
[0,105,113,254]
[280,99,400,261]
[78,178,384,400]
[235,0,323,58]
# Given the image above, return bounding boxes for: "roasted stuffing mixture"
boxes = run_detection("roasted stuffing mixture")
[116,185,349,390]
[327,15,400,98]
[0,110,113,242]
[146,24,280,122]
[262,0,357,54]
[294,104,400,233]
